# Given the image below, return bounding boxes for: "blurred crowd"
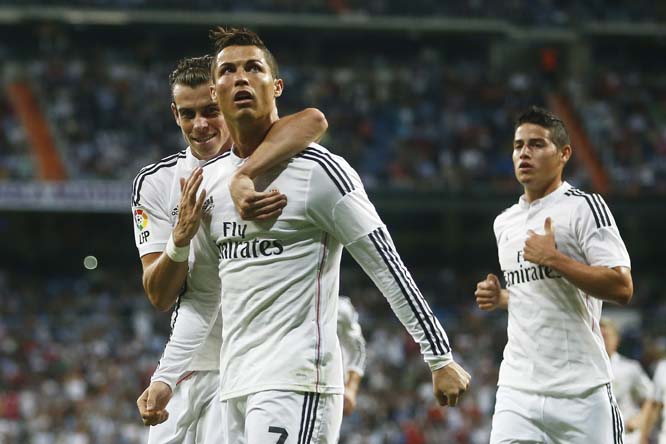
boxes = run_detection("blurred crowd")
[1,24,665,194]
[0,267,663,444]
[1,40,543,191]
[569,70,666,194]
[3,0,665,24]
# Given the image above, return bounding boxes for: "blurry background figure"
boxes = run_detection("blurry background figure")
[641,358,666,444]
[2,2,666,443]
[601,318,654,444]
[337,295,367,416]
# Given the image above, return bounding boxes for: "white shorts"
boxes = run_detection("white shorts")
[490,384,624,444]
[224,390,343,444]
[147,370,223,444]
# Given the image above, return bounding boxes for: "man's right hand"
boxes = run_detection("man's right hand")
[229,171,287,221]
[172,168,207,247]
[475,273,505,311]
[432,361,471,407]
[136,381,172,426]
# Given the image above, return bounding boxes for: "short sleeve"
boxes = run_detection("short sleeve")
[131,179,173,257]
[574,194,631,269]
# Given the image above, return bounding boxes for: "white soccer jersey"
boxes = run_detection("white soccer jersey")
[337,296,367,377]
[651,360,666,444]
[494,181,631,396]
[193,143,452,401]
[131,148,222,388]
[610,353,653,421]
[610,352,653,443]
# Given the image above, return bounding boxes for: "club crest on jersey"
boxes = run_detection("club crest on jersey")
[134,208,149,230]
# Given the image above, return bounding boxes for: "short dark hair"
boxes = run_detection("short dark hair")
[209,26,279,78]
[168,55,214,100]
[515,106,570,149]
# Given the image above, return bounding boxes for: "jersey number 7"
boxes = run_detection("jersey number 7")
[268,426,288,444]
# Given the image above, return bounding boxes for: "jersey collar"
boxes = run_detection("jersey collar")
[185,146,215,168]
[518,181,572,209]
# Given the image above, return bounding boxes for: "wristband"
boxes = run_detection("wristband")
[165,234,190,262]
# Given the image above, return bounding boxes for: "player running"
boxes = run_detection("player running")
[475,106,633,444]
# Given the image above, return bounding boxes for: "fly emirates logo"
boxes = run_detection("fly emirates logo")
[216,221,284,259]
[503,251,562,287]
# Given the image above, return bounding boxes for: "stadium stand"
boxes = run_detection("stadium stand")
[1,5,665,444]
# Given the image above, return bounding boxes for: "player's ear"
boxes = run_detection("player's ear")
[171,102,180,126]
[274,79,283,98]
[210,84,217,102]
[561,144,572,164]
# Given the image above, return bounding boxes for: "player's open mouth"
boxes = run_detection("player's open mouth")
[518,162,533,170]
[233,90,254,105]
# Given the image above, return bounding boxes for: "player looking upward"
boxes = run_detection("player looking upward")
[131,55,328,443]
[187,26,470,444]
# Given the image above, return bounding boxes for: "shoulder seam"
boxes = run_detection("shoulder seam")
[132,151,187,206]
[295,147,354,196]
[564,188,612,229]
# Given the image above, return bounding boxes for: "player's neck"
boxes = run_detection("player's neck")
[228,111,279,158]
[523,177,563,203]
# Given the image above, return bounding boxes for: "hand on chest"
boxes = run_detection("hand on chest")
[499,211,574,271]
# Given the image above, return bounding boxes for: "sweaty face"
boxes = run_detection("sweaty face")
[512,123,567,192]
[172,83,229,160]
[212,45,282,122]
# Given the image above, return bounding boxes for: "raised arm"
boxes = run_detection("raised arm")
[140,169,207,311]
[230,108,327,220]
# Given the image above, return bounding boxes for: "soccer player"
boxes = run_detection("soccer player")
[337,296,366,416]
[474,106,633,444]
[131,55,328,443]
[641,359,666,444]
[186,26,470,444]
[601,318,653,444]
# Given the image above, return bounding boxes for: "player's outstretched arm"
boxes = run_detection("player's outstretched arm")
[136,381,172,426]
[474,273,508,311]
[523,217,633,305]
[304,152,471,407]
[141,168,208,311]
[230,108,327,220]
